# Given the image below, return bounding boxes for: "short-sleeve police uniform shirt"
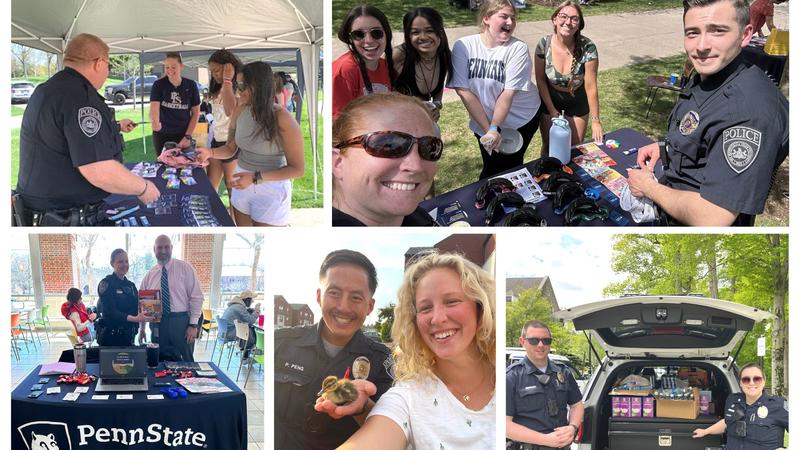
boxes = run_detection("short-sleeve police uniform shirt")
[661,54,788,216]
[17,67,124,210]
[150,77,200,134]
[274,321,394,450]
[724,392,788,450]
[506,357,582,433]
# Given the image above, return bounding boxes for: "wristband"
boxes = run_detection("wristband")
[488,124,499,132]
[253,171,262,185]
[223,79,232,85]
[591,116,601,122]
[569,424,579,435]
[138,181,149,197]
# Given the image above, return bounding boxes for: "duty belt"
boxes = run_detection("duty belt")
[25,202,108,226]
[508,443,569,450]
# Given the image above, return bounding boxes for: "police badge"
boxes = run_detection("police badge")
[757,405,769,419]
[679,111,700,135]
[722,126,761,174]
[78,106,102,138]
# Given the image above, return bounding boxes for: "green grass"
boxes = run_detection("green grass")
[11,101,323,209]
[334,0,682,32]
[11,106,24,117]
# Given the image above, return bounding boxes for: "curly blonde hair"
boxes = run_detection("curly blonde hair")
[391,251,495,381]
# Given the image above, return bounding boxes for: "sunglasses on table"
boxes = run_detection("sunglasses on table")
[350,28,385,41]
[740,376,764,384]
[525,337,553,346]
[335,131,443,161]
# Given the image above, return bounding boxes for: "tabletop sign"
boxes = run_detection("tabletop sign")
[115,394,133,400]
[757,336,766,357]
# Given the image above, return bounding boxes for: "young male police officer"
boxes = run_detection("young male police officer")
[15,33,160,226]
[627,0,788,226]
[274,250,393,450]
[507,321,584,450]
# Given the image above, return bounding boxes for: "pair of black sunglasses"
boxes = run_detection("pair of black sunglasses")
[525,337,553,346]
[350,28,385,41]
[335,131,443,161]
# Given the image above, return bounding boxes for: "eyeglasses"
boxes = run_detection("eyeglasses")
[349,28,385,41]
[335,131,443,161]
[556,13,580,24]
[740,376,764,384]
[525,337,553,346]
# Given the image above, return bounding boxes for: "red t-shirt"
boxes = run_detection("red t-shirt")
[750,0,775,33]
[332,52,391,119]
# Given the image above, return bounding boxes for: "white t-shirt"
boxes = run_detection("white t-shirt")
[448,34,541,135]
[369,375,496,450]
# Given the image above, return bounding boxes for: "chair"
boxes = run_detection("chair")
[15,311,38,350]
[243,328,264,388]
[210,315,237,368]
[66,327,79,346]
[30,305,52,343]
[11,313,24,360]
[233,320,251,382]
[644,76,686,119]
[201,308,217,349]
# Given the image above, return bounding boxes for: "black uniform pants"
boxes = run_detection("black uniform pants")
[152,131,187,157]
[475,107,542,180]
[155,312,193,362]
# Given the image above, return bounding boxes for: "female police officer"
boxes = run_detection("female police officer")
[95,249,153,346]
[693,363,787,450]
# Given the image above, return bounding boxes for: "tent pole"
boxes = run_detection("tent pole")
[139,53,146,156]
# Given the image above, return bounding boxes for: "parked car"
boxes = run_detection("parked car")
[505,347,587,393]
[11,81,35,104]
[104,75,158,104]
[553,295,772,450]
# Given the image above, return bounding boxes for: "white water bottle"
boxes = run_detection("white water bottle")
[549,112,572,164]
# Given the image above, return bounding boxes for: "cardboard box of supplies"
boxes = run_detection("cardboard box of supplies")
[656,387,700,420]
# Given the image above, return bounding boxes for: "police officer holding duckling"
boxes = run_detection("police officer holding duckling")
[693,363,788,450]
[274,250,394,450]
[506,320,584,450]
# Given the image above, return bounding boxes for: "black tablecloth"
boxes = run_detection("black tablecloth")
[742,45,787,85]
[103,164,234,227]
[421,128,660,226]
[12,362,246,450]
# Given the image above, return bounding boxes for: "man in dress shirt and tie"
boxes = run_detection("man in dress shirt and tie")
[140,235,204,362]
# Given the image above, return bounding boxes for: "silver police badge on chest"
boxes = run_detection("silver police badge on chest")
[679,111,700,135]
[78,106,102,137]
[757,405,769,419]
[722,126,761,174]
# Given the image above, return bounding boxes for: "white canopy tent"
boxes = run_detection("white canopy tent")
[12,0,322,198]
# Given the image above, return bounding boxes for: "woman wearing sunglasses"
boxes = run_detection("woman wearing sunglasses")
[333,92,441,226]
[337,252,495,450]
[196,62,304,226]
[333,5,395,119]
[449,0,542,180]
[392,7,452,123]
[535,1,602,155]
[692,363,787,450]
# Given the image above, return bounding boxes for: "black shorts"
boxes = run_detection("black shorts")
[211,139,239,163]
[546,83,589,117]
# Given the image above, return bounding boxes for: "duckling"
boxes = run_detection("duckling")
[317,375,359,406]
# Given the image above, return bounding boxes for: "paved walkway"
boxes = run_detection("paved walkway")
[332,4,789,102]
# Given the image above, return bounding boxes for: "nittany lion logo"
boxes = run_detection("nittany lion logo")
[722,126,761,174]
[77,107,102,138]
[17,421,72,450]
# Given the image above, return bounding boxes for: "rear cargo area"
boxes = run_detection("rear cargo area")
[593,362,731,450]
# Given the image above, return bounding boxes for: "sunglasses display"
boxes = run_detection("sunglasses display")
[740,376,764,384]
[525,337,553,346]
[335,131,443,161]
[349,27,385,41]
[475,177,516,209]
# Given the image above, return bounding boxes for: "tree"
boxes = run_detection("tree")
[237,234,264,291]
[74,235,99,294]
[110,54,140,81]
[11,44,34,79]
[375,304,395,343]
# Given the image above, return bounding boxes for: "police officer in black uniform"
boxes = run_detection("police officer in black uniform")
[15,33,160,226]
[274,250,394,450]
[627,0,788,226]
[95,249,153,346]
[507,321,583,450]
[693,363,788,450]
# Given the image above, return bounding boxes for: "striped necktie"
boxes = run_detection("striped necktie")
[161,266,171,315]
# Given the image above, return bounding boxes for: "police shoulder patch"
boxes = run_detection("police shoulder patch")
[78,106,102,138]
[722,126,761,174]
[98,280,108,295]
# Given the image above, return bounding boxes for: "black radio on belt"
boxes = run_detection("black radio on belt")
[658,140,669,170]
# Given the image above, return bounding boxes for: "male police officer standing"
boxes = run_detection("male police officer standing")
[274,250,394,450]
[507,321,583,450]
[15,33,160,226]
[627,0,788,226]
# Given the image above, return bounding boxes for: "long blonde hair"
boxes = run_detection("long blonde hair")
[391,251,496,381]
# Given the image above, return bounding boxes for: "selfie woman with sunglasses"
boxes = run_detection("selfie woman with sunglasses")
[535,1,602,155]
[392,7,452,123]
[337,252,495,449]
[332,93,441,226]
[692,363,787,450]
[333,5,396,119]
[197,62,304,226]
[449,0,542,180]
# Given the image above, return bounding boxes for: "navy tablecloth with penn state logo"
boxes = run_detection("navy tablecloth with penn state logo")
[11,362,246,450]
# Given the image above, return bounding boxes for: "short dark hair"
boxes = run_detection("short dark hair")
[739,362,766,378]
[319,249,378,295]
[67,288,82,304]
[110,248,127,265]
[521,320,552,337]
[683,0,750,30]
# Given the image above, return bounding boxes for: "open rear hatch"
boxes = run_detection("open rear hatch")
[553,296,772,359]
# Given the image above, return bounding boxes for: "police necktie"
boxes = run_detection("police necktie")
[161,266,171,315]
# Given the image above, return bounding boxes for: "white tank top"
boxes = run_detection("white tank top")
[211,95,231,142]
